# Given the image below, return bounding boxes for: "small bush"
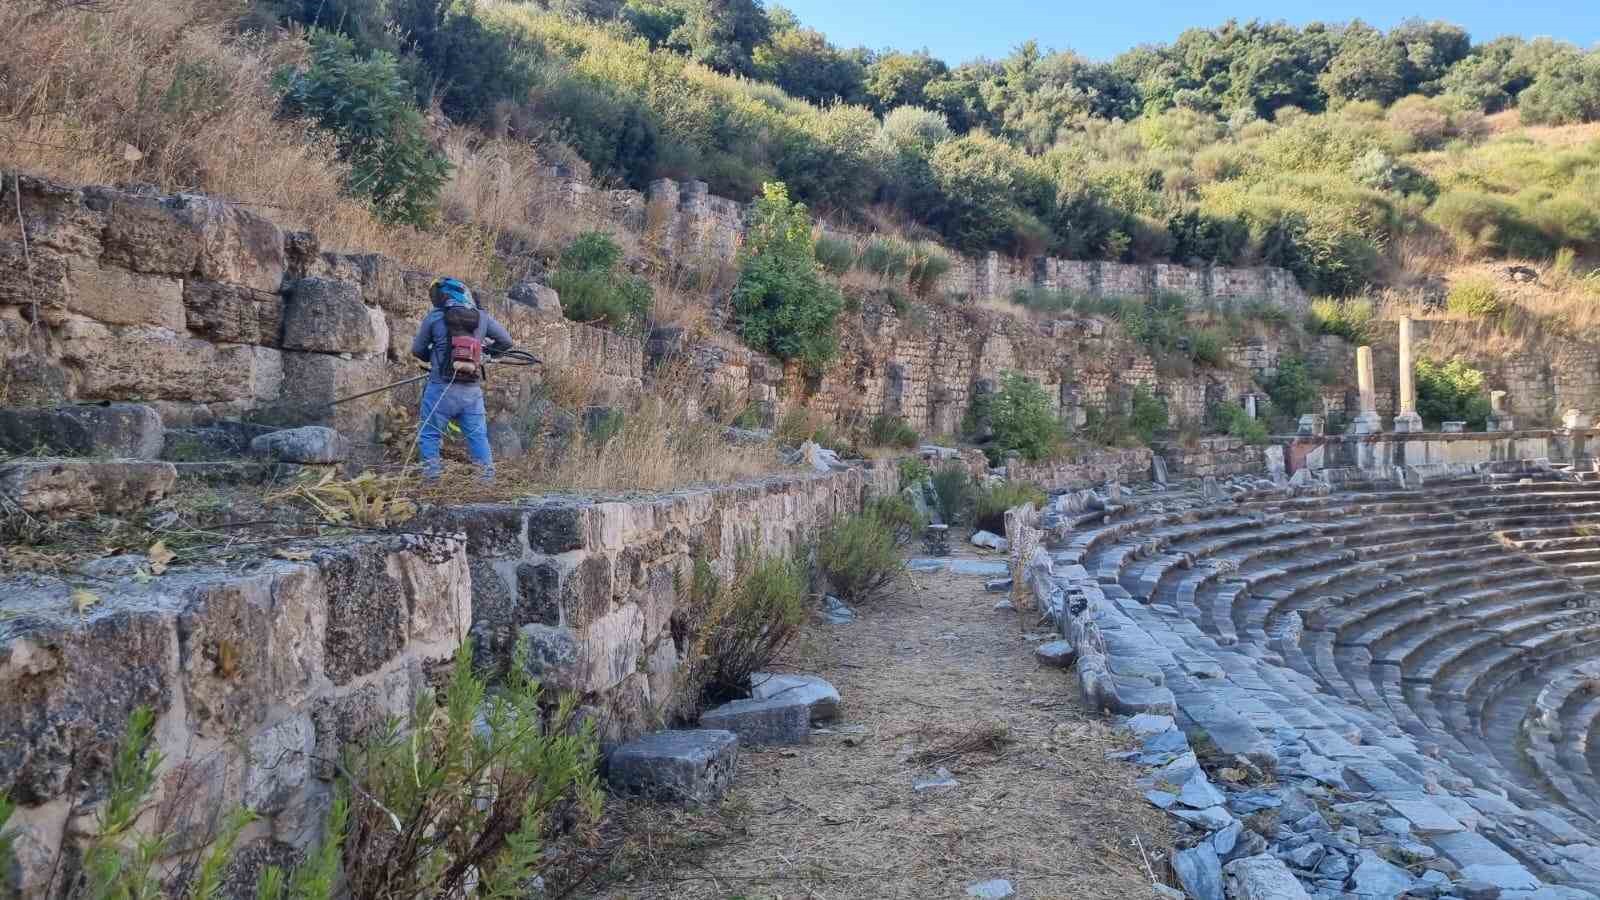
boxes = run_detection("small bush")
[1446,277,1504,319]
[1266,356,1324,421]
[972,481,1047,534]
[1129,386,1170,445]
[930,462,974,525]
[1189,329,1228,367]
[733,183,846,370]
[817,510,906,605]
[549,231,653,333]
[1308,297,1375,343]
[868,413,920,448]
[859,236,913,278]
[814,234,857,276]
[867,494,928,546]
[1208,401,1269,445]
[988,372,1062,462]
[687,551,810,705]
[1416,357,1492,429]
[897,455,931,486]
[906,242,952,295]
[776,406,851,453]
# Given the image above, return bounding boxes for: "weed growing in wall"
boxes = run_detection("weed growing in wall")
[987,373,1062,463]
[972,482,1048,534]
[817,510,907,605]
[549,231,654,334]
[732,183,846,370]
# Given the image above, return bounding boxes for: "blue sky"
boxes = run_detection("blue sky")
[776,1,1600,63]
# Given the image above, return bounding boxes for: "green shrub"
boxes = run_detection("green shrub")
[859,237,912,278]
[278,31,450,227]
[1416,357,1492,429]
[1428,189,1550,257]
[732,183,846,370]
[817,510,906,605]
[988,372,1062,462]
[686,550,810,706]
[1208,401,1269,445]
[1267,356,1324,420]
[868,413,920,448]
[1129,386,1170,444]
[549,231,654,333]
[1189,329,1228,367]
[1446,277,1505,319]
[1308,297,1376,343]
[868,494,929,546]
[906,242,952,295]
[972,481,1047,534]
[897,455,931,486]
[814,234,857,276]
[930,462,974,524]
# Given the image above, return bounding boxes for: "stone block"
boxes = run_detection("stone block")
[0,458,176,515]
[177,572,279,737]
[1035,640,1076,668]
[250,426,350,464]
[58,318,280,404]
[191,199,286,293]
[314,541,408,685]
[183,281,284,345]
[281,278,384,355]
[309,660,421,781]
[607,729,738,804]
[243,714,313,815]
[519,623,584,693]
[7,175,103,256]
[65,260,185,329]
[699,694,811,745]
[387,534,471,650]
[0,242,69,310]
[509,279,562,315]
[0,402,164,458]
[750,673,840,722]
[1223,854,1310,900]
[578,603,644,694]
[98,192,205,275]
[0,593,178,804]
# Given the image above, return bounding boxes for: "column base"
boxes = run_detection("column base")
[1351,412,1384,435]
[1392,412,1424,433]
[1488,415,1515,432]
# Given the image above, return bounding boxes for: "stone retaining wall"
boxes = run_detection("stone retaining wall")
[1283,428,1592,476]
[1005,447,1154,491]
[0,533,469,894]
[1156,436,1268,478]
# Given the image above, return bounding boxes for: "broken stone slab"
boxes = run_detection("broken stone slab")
[1350,850,1414,898]
[250,426,350,465]
[0,458,176,516]
[1223,854,1311,900]
[1457,863,1540,892]
[821,596,857,625]
[1177,771,1226,809]
[970,530,1009,551]
[1384,797,1466,835]
[607,730,738,805]
[749,673,839,722]
[1170,806,1236,831]
[984,577,1013,593]
[912,767,959,791]
[699,694,811,745]
[1173,844,1225,900]
[1034,640,1075,668]
[964,879,1014,899]
[0,402,163,458]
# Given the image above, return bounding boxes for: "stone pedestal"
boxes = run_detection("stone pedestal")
[1564,410,1592,430]
[1393,412,1424,433]
[1297,414,1326,437]
[1441,421,1466,433]
[1487,390,1514,432]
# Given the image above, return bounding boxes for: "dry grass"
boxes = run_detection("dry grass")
[558,550,1176,900]
[1374,258,1600,359]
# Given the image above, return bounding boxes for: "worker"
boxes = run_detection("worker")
[411,277,514,482]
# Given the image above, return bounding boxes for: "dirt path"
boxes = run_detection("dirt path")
[585,550,1175,900]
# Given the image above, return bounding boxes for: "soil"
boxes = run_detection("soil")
[578,549,1177,900]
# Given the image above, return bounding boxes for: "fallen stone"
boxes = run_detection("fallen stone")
[1315,850,1350,882]
[963,879,1015,899]
[1350,850,1414,898]
[0,458,176,516]
[993,599,1015,612]
[970,530,1009,551]
[1503,889,1600,900]
[700,694,811,745]
[796,440,843,473]
[1177,772,1226,810]
[508,279,562,314]
[1386,797,1466,835]
[1146,790,1177,809]
[1126,714,1177,736]
[984,577,1013,593]
[607,730,738,805]
[1457,864,1539,892]
[948,560,1009,577]
[0,402,164,458]
[1173,844,1225,900]
[749,673,840,722]
[250,426,350,465]
[1281,842,1324,870]
[1396,839,1438,863]
[1456,880,1506,900]
[1034,640,1075,668]
[1170,806,1235,831]
[912,767,959,791]
[1143,729,1188,754]
[1223,853,1311,900]
[822,596,857,624]
[1229,790,1282,814]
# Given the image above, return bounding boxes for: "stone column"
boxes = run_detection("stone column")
[1243,394,1258,420]
[1352,346,1383,434]
[1393,317,1423,433]
[1488,390,1513,432]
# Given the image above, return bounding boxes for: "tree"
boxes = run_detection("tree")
[731,183,845,369]
[927,132,1037,253]
[666,0,773,77]
[864,51,949,114]
[278,31,451,226]
[989,373,1061,462]
[1319,22,1407,105]
[753,27,866,105]
[1517,50,1600,125]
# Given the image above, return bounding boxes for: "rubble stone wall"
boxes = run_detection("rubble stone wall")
[1156,436,1268,477]
[1005,447,1154,490]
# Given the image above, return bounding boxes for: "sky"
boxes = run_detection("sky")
[776,1,1600,63]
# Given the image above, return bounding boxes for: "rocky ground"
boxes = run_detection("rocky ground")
[574,548,1176,899]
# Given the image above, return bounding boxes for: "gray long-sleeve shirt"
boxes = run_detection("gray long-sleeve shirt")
[411,309,514,385]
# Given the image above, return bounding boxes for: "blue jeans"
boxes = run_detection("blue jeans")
[418,381,493,480]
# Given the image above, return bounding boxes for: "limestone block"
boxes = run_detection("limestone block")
[183,281,284,345]
[525,498,590,553]
[264,565,326,705]
[607,729,738,804]
[1222,854,1310,900]
[243,714,313,815]
[98,192,205,275]
[699,694,811,745]
[749,673,840,722]
[281,277,384,355]
[192,200,286,294]
[0,458,176,515]
[250,426,349,464]
[0,402,164,458]
[509,279,562,315]
[177,571,289,737]
[63,259,184,330]
[561,554,616,629]
[579,603,644,695]
[0,593,178,804]
[314,541,408,685]
[274,351,387,433]
[515,559,564,628]
[0,242,69,309]
[58,318,277,403]
[7,175,104,256]
[309,659,421,781]
[387,534,471,650]
[518,623,584,692]
[419,502,529,558]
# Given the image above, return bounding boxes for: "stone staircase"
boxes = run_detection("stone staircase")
[1048,471,1600,896]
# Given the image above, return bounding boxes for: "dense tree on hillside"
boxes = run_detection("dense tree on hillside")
[753,27,868,105]
[864,51,949,114]
[662,0,772,77]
